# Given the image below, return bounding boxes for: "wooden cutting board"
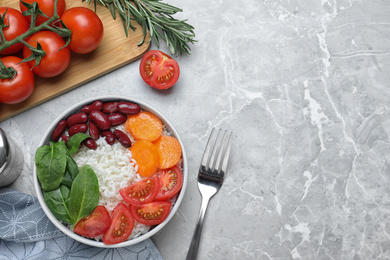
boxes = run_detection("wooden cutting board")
[0,0,150,122]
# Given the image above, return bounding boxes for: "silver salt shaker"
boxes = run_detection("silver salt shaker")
[0,129,24,187]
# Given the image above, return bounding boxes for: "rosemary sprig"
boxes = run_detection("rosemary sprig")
[84,0,195,55]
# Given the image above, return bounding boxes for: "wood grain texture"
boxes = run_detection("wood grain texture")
[0,0,150,122]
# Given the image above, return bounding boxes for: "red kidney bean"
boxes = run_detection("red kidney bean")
[102,101,119,114]
[114,129,132,148]
[101,130,116,145]
[51,120,67,141]
[68,124,88,136]
[81,100,103,114]
[67,112,88,127]
[61,135,69,144]
[89,110,111,130]
[117,101,141,115]
[88,121,100,140]
[107,113,127,126]
[83,138,97,150]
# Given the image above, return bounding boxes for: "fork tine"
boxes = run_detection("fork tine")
[208,129,223,170]
[200,128,216,169]
[220,131,232,174]
[214,130,227,173]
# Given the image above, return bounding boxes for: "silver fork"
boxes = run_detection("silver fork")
[186,128,233,260]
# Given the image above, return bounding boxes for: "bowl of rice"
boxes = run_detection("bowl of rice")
[33,95,188,248]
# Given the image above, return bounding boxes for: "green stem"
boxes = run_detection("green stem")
[0,0,69,53]
[19,39,45,56]
[0,59,17,80]
[0,29,6,44]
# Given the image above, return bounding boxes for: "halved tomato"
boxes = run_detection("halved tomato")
[139,50,180,90]
[130,201,171,226]
[103,203,134,244]
[74,206,110,238]
[156,166,183,201]
[119,175,160,205]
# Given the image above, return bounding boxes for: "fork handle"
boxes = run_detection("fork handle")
[186,195,211,260]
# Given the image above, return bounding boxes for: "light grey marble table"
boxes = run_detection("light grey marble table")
[2,0,390,259]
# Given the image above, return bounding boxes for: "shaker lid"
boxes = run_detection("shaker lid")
[0,129,10,172]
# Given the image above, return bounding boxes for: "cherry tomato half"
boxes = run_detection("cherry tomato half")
[74,206,111,238]
[61,7,104,54]
[0,56,35,104]
[156,166,183,201]
[103,203,134,245]
[0,7,29,55]
[130,201,172,226]
[19,0,67,26]
[23,31,71,78]
[139,50,180,90]
[119,175,160,205]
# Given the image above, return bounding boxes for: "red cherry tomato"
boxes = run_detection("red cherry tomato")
[130,201,171,226]
[103,203,134,245]
[74,206,111,238]
[0,56,35,104]
[0,7,29,55]
[23,31,71,78]
[60,7,104,54]
[139,50,180,90]
[156,166,183,201]
[119,175,160,205]
[19,0,66,26]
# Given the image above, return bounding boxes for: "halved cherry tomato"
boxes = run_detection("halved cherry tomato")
[130,201,172,226]
[0,56,35,104]
[156,166,183,201]
[22,31,71,78]
[19,0,67,26]
[103,203,134,245]
[139,50,180,90]
[60,7,104,54]
[0,7,29,55]
[74,206,110,238]
[119,175,160,205]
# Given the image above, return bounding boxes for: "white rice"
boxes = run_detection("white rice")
[72,127,151,239]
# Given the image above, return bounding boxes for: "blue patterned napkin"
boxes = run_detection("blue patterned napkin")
[0,188,163,260]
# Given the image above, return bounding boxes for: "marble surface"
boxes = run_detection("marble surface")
[2,0,390,259]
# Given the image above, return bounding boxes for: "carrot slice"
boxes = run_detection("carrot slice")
[125,111,162,142]
[153,135,182,169]
[130,140,159,177]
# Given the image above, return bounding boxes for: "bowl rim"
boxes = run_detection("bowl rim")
[33,95,188,248]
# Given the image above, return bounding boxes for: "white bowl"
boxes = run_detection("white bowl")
[33,95,188,248]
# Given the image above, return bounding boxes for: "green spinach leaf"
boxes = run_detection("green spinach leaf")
[43,185,73,224]
[66,150,79,179]
[61,150,79,187]
[35,141,67,191]
[68,164,99,227]
[61,172,73,188]
[67,133,90,154]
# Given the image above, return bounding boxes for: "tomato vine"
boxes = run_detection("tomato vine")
[0,0,71,77]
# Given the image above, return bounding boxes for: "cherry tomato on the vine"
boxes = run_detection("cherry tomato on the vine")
[23,31,71,78]
[61,7,104,54]
[0,7,29,55]
[139,50,180,90]
[0,56,35,104]
[19,0,67,26]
